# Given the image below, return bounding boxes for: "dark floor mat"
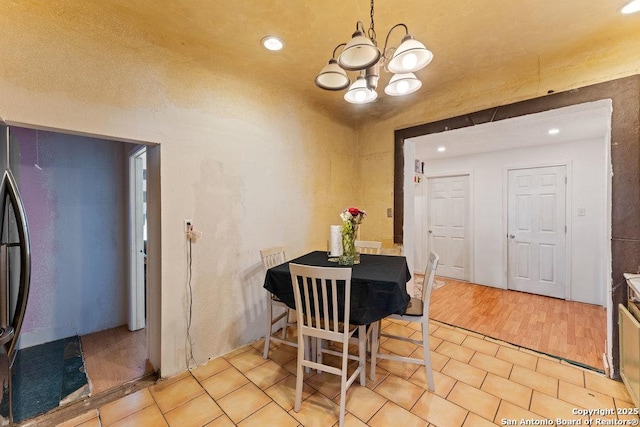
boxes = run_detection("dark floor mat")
[0,335,89,423]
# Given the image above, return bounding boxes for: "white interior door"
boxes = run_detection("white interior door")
[427,175,470,280]
[128,147,147,331]
[507,165,566,298]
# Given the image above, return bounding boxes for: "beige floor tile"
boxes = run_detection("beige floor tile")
[164,393,223,427]
[244,359,291,389]
[237,401,299,427]
[494,400,548,425]
[381,336,420,357]
[205,414,236,427]
[382,322,417,339]
[226,347,269,373]
[480,373,532,409]
[149,375,205,413]
[584,371,633,401]
[411,391,468,426]
[223,345,252,359]
[429,350,450,372]
[615,399,640,422]
[408,368,456,398]
[148,371,192,394]
[536,358,584,386]
[191,357,232,382]
[56,409,99,427]
[99,388,155,426]
[447,381,500,421]
[461,335,500,356]
[368,401,430,427]
[341,384,387,423]
[288,391,340,427]
[469,352,513,378]
[110,404,168,427]
[305,370,344,400]
[264,374,314,411]
[509,365,558,397]
[435,341,475,363]
[200,367,249,400]
[372,354,419,380]
[216,382,272,424]
[455,327,486,340]
[495,346,538,370]
[462,412,499,427]
[558,380,615,410]
[373,374,426,410]
[344,412,370,426]
[432,327,467,345]
[519,347,560,362]
[266,342,298,365]
[529,390,589,422]
[441,358,487,388]
[429,336,443,351]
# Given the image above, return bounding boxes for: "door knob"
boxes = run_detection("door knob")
[428,230,433,234]
[509,234,515,239]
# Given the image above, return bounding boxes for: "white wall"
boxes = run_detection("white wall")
[415,137,607,305]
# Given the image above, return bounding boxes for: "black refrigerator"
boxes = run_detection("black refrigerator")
[0,121,31,425]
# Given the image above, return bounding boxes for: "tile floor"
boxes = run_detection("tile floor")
[54,318,637,427]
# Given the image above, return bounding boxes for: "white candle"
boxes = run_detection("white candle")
[330,225,343,257]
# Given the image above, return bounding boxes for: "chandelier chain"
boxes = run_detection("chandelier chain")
[368,0,377,43]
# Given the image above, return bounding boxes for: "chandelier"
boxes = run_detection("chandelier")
[314,0,433,104]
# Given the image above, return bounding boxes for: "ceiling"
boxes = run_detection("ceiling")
[12,1,640,128]
[411,100,612,159]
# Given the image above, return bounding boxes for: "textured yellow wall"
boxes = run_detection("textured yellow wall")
[0,6,358,376]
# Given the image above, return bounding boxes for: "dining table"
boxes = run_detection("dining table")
[263,250,412,325]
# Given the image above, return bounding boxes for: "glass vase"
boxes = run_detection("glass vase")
[338,222,360,265]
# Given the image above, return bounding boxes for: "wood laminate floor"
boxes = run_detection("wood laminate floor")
[428,277,607,370]
[80,325,153,395]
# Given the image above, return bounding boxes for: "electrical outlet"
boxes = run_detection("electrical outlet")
[184,219,193,232]
[387,208,392,218]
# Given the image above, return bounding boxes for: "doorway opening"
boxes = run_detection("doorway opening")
[0,123,161,422]
[405,100,612,371]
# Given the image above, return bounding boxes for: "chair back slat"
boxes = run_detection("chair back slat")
[289,263,352,336]
[421,252,440,314]
[261,246,287,269]
[354,240,382,255]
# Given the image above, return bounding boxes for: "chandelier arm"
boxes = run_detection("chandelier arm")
[331,43,347,59]
[382,23,409,61]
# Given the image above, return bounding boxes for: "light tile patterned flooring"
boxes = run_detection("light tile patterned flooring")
[55,318,637,427]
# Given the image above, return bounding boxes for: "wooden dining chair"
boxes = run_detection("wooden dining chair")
[261,246,297,359]
[354,240,382,255]
[289,263,366,427]
[370,251,439,391]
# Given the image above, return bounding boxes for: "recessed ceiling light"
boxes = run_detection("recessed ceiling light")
[261,36,284,51]
[548,128,560,135]
[622,0,640,14]
[437,146,446,152]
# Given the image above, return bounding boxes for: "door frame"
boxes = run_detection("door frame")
[425,171,474,282]
[128,145,147,331]
[502,161,572,299]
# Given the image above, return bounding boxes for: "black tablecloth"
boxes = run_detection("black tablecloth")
[263,251,411,325]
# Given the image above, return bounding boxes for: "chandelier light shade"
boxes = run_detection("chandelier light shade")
[338,30,381,71]
[384,73,422,96]
[315,59,351,90]
[344,75,378,104]
[314,0,433,104]
[386,35,433,74]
